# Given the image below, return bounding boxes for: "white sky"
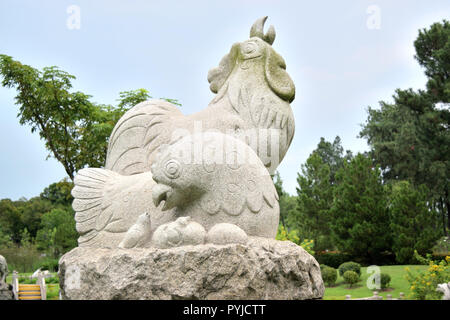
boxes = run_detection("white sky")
[0,0,449,199]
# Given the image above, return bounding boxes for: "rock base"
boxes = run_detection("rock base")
[58,238,324,300]
[0,285,14,300]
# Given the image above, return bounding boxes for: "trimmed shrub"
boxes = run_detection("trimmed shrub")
[39,258,59,272]
[18,277,37,284]
[46,276,59,284]
[314,252,353,269]
[321,266,337,287]
[380,273,391,289]
[343,270,359,288]
[338,261,361,277]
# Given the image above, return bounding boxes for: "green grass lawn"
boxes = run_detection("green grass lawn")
[323,265,428,300]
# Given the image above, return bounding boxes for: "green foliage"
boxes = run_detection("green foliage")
[276,225,299,243]
[405,253,450,300]
[343,270,359,288]
[16,197,53,239]
[0,245,44,273]
[1,179,78,262]
[36,208,77,257]
[0,55,180,180]
[295,152,334,251]
[414,20,450,103]
[0,199,24,243]
[338,261,362,278]
[46,276,59,284]
[0,227,13,248]
[314,136,353,184]
[321,266,338,286]
[433,236,450,256]
[380,273,391,290]
[360,20,450,236]
[331,154,391,263]
[39,258,59,272]
[117,89,152,110]
[40,178,74,206]
[314,252,353,269]
[389,181,439,264]
[300,239,315,256]
[19,277,37,284]
[291,137,353,252]
[275,225,315,255]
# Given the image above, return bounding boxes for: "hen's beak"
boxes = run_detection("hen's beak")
[152,184,172,210]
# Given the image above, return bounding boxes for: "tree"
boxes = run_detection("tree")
[36,208,77,256]
[272,171,299,233]
[15,197,53,239]
[315,136,352,184]
[295,152,334,251]
[40,178,74,207]
[0,199,23,243]
[389,181,439,264]
[292,137,352,251]
[414,20,450,103]
[0,55,180,180]
[360,20,450,235]
[330,153,391,263]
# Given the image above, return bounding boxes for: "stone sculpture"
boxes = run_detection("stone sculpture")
[73,131,278,248]
[151,216,206,249]
[61,16,325,300]
[0,255,7,284]
[104,16,295,177]
[0,255,13,300]
[437,282,450,300]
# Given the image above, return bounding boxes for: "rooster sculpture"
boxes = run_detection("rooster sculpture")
[104,16,295,176]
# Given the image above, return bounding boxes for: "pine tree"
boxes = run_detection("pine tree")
[389,181,439,263]
[295,152,334,251]
[330,153,391,263]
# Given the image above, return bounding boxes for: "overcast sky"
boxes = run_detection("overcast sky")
[0,0,449,199]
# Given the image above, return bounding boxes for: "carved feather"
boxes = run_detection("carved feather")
[105,100,183,175]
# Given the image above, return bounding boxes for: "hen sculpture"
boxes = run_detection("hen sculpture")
[71,17,294,248]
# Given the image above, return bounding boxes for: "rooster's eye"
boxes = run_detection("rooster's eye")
[164,160,181,179]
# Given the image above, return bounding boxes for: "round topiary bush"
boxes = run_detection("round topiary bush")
[321,266,337,287]
[338,261,361,277]
[343,270,359,288]
[380,273,391,290]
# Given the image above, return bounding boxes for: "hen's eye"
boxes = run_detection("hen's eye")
[164,160,181,179]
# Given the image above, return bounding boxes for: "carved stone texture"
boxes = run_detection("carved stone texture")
[0,255,13,300]
[437,282,450,300]
[104,16,295,177]
[151,132,280,240]
[71,131,279,248]
[59,238,324,300]
[0,255,7,284]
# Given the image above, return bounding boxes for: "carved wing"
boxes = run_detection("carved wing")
[105,99,183,175]
[72,168,138,247]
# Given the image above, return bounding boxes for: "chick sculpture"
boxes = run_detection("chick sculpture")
[104,16,295,176]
